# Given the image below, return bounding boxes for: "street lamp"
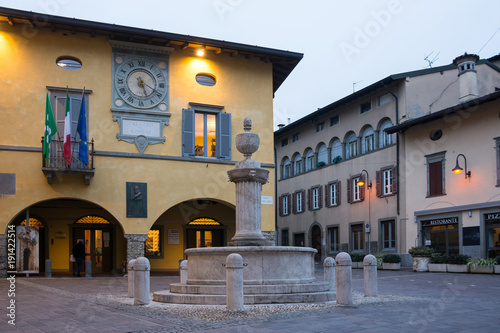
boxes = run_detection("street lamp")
[452,153,471,179]
[357,169,371,253]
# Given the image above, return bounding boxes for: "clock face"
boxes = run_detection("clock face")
[115,59,167,109]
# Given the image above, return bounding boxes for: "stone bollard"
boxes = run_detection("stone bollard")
[323,257,335,291]
[127,259,136,298]
[45,259,52,278]
[85,259,92,277]
[134,257,150,305]
[335,252,353,306]
[225,253,244,310]
[363,254,378,297]
[180,260,188,284]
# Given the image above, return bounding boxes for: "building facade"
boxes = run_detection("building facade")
[275,53,500,264]
[0,7,302,276]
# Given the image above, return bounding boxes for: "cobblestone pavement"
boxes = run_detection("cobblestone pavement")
[0,268,499,333]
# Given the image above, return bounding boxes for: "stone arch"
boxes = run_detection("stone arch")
[308,222,323,262]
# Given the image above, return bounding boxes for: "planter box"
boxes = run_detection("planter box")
[495,265,500,274]
[412,257,430,272]
[352,262,362,269]
[446,264,468,273]
[382,262,401,270]
[469,266,494,274]
[428,263,447,272]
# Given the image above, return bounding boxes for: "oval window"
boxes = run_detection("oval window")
[195,73,216,87]
[56,56,82,70]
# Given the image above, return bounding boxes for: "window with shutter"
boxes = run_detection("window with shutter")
[182,104,230,160]
[426,152,446,197]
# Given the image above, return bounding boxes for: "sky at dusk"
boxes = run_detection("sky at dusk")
[1,0,499,128]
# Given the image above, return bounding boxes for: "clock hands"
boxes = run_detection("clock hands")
[136,76,158,96]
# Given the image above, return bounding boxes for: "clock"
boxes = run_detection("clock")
[114,58,168,109]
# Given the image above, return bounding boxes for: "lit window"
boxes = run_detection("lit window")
[195,112,217,157]
[145,226,162,257]
[19,218,44,227]
[383,169,393,195]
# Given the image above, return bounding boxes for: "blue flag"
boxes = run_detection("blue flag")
[76,92,88,165]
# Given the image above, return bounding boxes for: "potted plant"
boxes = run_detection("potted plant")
[428,253,448,272]
[350,253,365,268]
[408,246,434,272]
[332,156,342,164]
[375,255,383,270]
[317,161,326,168]
[467,258,495,274]
[495,256,500,274]
[447,254,471,273]
[382,254,401,270]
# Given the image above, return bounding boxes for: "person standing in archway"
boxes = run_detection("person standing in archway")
[72,239,85,277]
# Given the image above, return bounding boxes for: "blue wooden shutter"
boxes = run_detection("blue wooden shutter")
[219,112,231,160]
[182,109,195,157]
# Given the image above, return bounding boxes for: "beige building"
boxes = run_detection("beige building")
[0,7,302,276]
[275,53,500,264]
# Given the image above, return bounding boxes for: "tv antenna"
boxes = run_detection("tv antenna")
[424,51,440,68]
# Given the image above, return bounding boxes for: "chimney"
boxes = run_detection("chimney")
[453,53,479,102]
[277,124,285,129]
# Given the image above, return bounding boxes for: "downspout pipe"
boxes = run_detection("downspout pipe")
[381,82,400,215]
[274,146,278,245]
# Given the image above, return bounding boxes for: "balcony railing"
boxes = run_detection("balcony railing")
[41,138,95,185]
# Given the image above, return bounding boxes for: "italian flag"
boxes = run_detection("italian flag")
[63,90,71,165]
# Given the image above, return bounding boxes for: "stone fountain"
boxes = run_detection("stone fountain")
[153,118,333,304]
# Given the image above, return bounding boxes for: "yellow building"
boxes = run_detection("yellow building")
[0,7,302,276]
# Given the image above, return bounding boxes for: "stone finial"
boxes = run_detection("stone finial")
[243,117,252,132]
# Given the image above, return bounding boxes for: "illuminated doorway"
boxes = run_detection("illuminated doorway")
[185,218,225,249]
[72,216,114,273]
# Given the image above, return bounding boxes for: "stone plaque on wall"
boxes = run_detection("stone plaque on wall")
[126,182,147,218]
[0,173,15,195]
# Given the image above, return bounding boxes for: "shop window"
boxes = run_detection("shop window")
[325,181,341,207]
[186,218,224,249]
[351,224,364,251]
[279,193,291,216]
[305,149,315,172]
[347,176,364,203]
[182,106,231,159]
[145,226,163,258]
[421,217,459,255]
[379,119,394,148]
[361,126,375,154]
[293,154,303,175]
[381,220,395,250]
[346,133,357,159]
[281,229,289,246]
[308,186,322,210]
[426,152,446,197]
[328,226,339,252]
[376,166,397,197]
[293,190,305,214]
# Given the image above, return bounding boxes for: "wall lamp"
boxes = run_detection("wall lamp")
[452,153,471,179]
[357,169,372,188]
[196,47,206,57]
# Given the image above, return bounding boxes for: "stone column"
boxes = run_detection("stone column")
[0,234,6,278]
[180,260,188,284]
[323,257,335,291]
[226,253,244,310]
[363,254,378,297]
[335,252,353,306]
[124,234,149,263]
[45,259,52,278]
[128,259,136,298]
[227,118,272,246]
[134,257,150,305]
